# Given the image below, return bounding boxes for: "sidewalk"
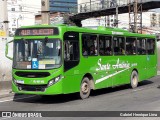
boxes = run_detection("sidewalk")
[0,80,13,99]
[0,89,13,99]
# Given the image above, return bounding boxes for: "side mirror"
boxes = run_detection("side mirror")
[5,40,13,60]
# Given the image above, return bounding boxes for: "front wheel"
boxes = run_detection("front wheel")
[80,77,91,99]
[130,71,139,88]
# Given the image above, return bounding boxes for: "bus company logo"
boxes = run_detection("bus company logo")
[95,58,138,84]
[112,31,124,35]
[96,58,137,71]
[2,112,12,118]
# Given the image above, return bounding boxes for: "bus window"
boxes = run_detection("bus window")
[147,39,155,55]
[82,34,98,56]
[126,37,136,55]
[113,37,125,55]
[64,32,79,71]
[137,38,146,55]
[99,35,112,56]
[64,41,79,61]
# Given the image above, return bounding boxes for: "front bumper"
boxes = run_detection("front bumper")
[12,79,63,95]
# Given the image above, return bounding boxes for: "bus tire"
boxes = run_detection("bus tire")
[130,71,138,88]
[80,77,91,99]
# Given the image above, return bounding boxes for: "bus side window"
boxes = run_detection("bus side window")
[147,39,155,55]
[99,35,112,56]
[113,37,125,55]
[82,34,98,56]
[137,38,147,55]
[126,37,136,55]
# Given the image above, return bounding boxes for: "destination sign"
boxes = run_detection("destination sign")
[15,28,59,36]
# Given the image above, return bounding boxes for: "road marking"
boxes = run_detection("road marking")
[0,95,37,120]
[0,118,10,120]
[0,117,11,120]
[0,95,36,103]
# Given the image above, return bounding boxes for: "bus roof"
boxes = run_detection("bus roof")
[18,24,155,38]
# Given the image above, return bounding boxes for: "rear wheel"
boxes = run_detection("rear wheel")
[130,71,138,88]
[80,77,91,99]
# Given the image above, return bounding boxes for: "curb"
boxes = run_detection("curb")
[0,90,13,99]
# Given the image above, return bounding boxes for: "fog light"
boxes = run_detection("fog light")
[13,78,17,85]
[19,87,22,91]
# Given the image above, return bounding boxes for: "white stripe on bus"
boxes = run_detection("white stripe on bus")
[95,68,130,84]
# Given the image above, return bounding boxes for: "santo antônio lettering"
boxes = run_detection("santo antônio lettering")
[96,58,137,71]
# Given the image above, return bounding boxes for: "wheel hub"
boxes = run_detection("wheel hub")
[81,82,89,94]
[132,75,137,85]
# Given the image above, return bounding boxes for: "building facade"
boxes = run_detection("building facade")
[49,0,77,13]
[35,0,78,25]
[0,0,41,36]
[0,0,8,36]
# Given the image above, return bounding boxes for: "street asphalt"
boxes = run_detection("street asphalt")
[0,76,160,111]
[0,75,160,120]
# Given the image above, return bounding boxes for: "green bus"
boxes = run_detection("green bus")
[6,24,157,99]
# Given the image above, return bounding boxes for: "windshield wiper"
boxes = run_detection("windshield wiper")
[44,37,48,44]
[21,38,28,44]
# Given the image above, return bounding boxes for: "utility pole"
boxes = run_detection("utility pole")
[2,0,9,37]
[90,0,91,11]
[129,0,142,33]
[113,0,118,27]
[134,0,138,33]
[41,0,50,24]
[115,0,118,28]
[107,16,110,27]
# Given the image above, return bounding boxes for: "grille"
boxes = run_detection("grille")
[18,84,47,92]
[15,71,50,78]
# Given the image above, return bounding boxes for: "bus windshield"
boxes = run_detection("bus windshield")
[13,39,61,69]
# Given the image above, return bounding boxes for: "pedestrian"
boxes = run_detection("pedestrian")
[100,0,105,9]
[110,0,116,7]
[80,4,82,12]
[84,4,87,12]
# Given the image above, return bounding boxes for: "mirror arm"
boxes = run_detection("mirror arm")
[5,40,13,60]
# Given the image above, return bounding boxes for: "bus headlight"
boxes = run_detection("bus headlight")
[48,75,61,87]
